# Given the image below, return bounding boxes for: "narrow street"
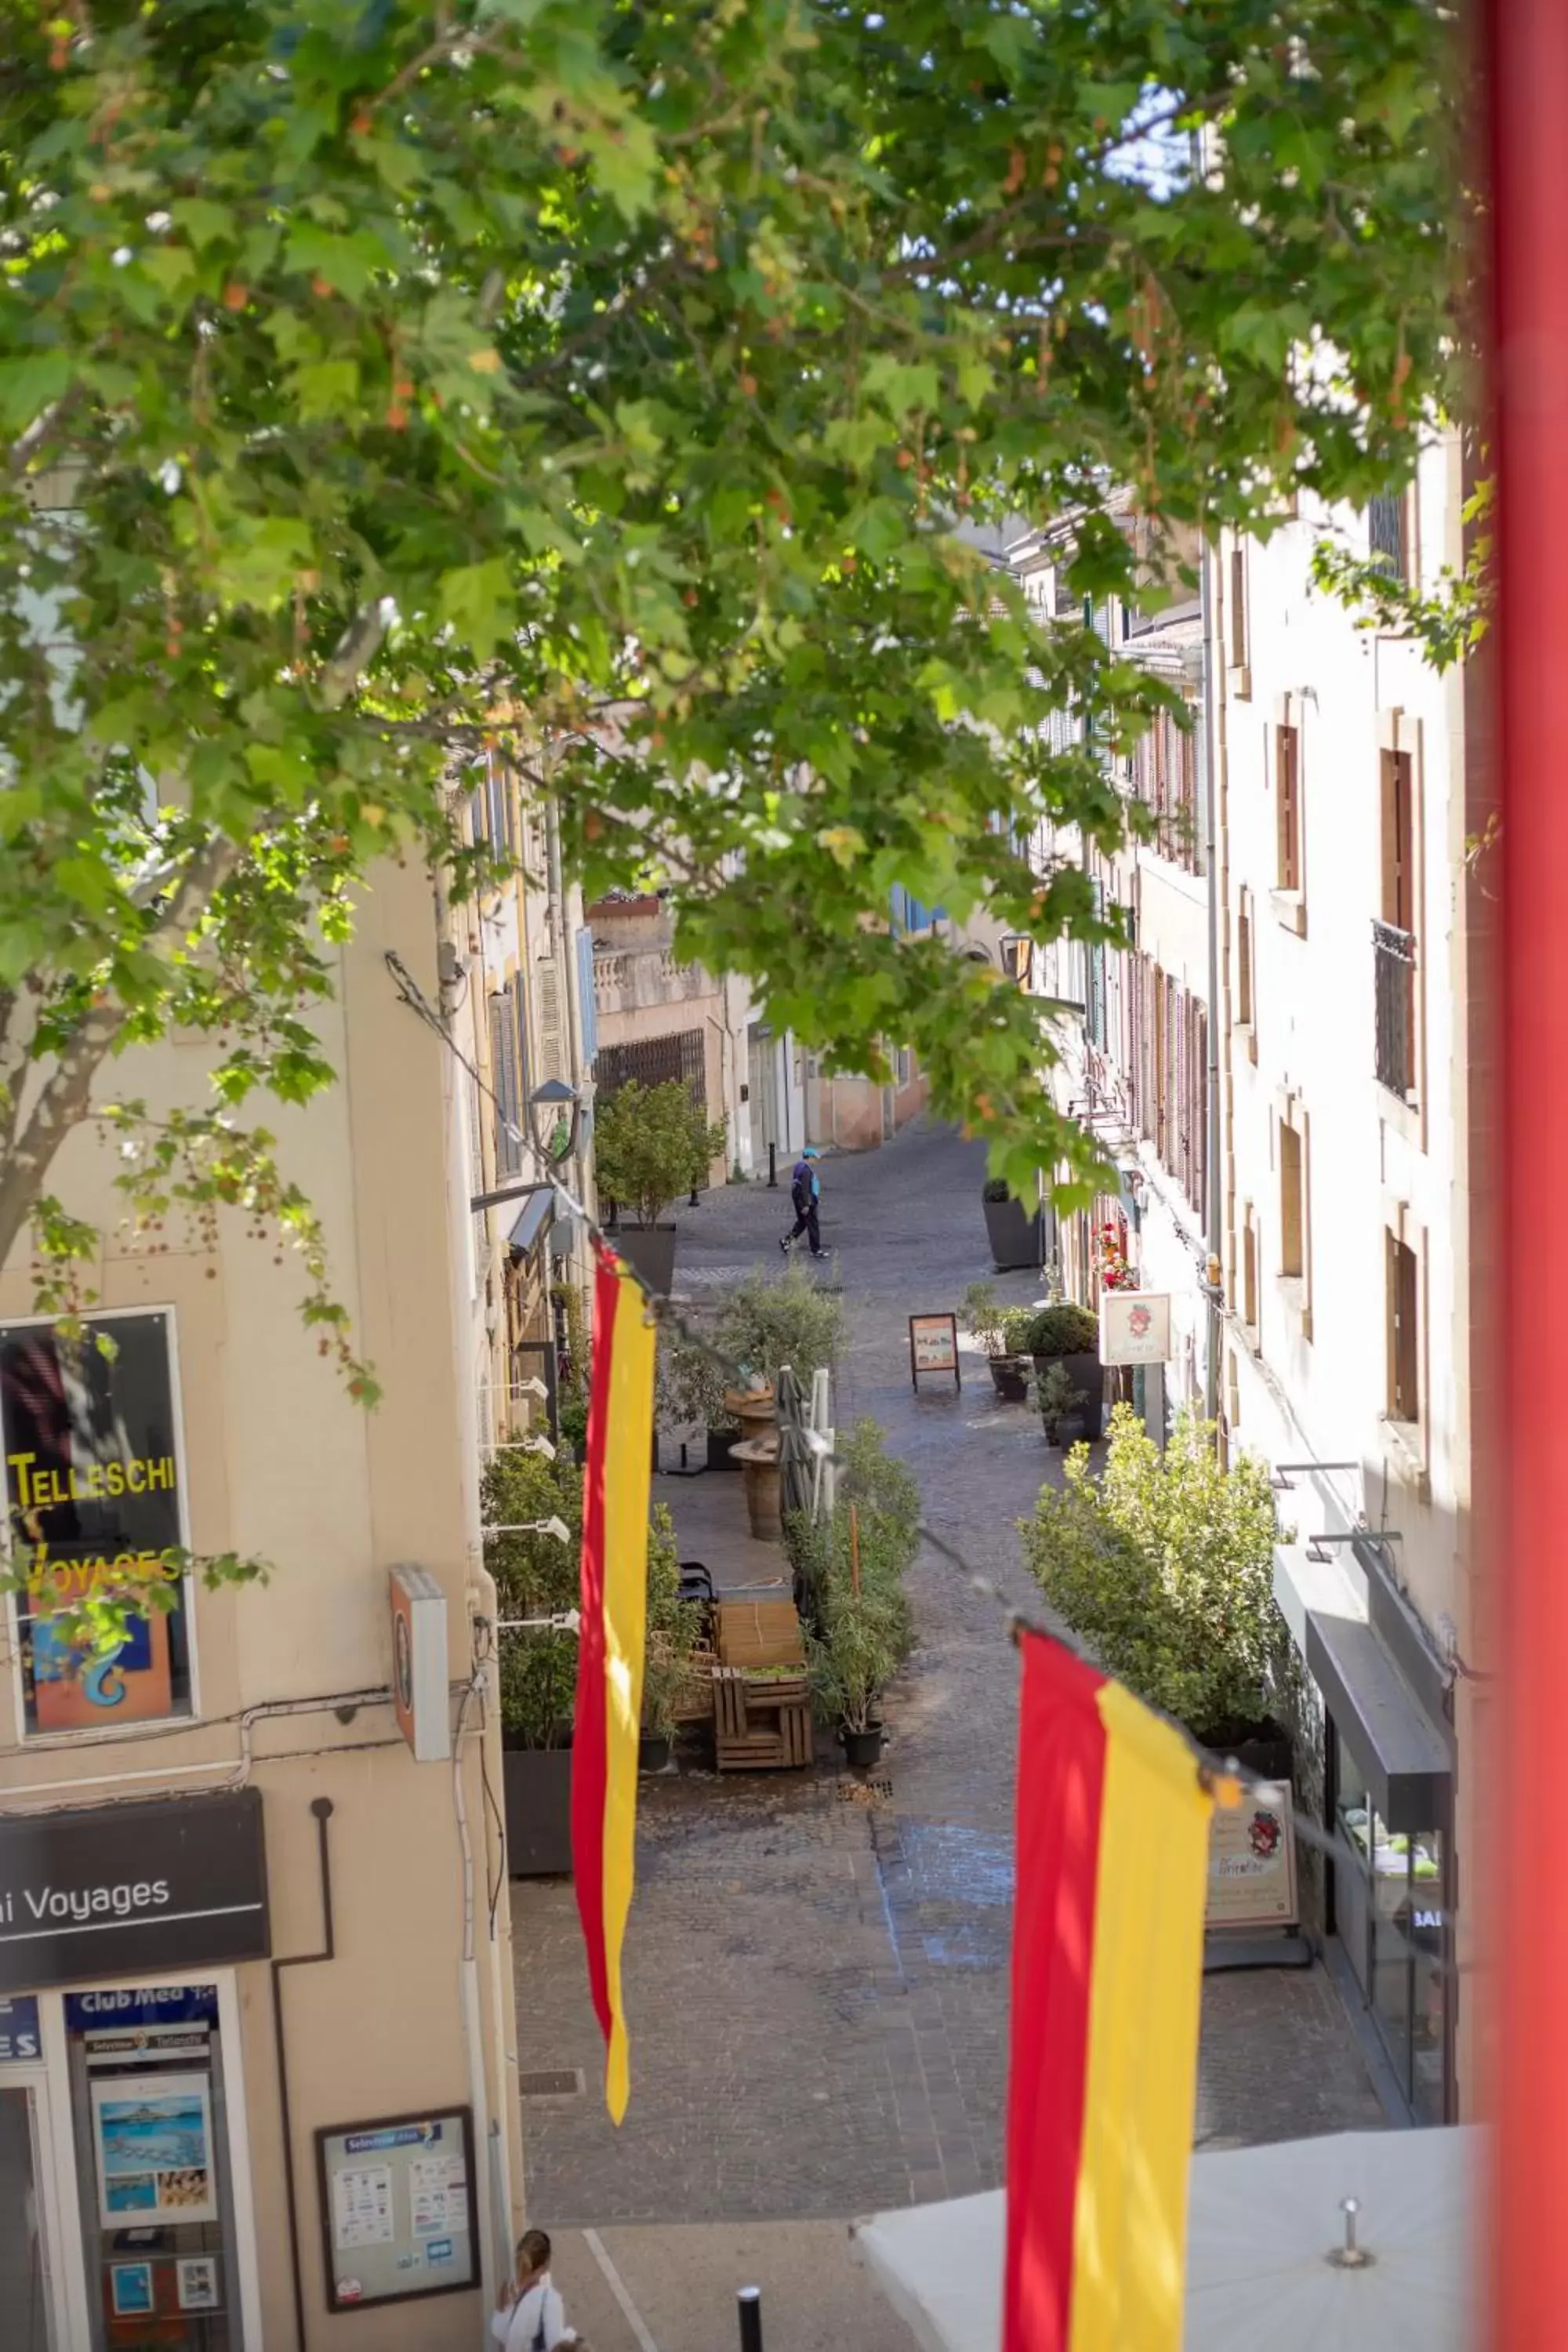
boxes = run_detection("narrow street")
[510,1120,1385,2238]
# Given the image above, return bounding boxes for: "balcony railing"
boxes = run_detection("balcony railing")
[1374,919,1416,1098]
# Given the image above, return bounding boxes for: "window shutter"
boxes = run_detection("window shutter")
[575,927,598,1066]
[536,954,566,1083]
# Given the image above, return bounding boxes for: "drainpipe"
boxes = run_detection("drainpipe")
[271,1797,336,2352]
[1200,534,1223,1423]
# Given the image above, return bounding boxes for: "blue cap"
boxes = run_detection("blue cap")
[802,1147,820,1159]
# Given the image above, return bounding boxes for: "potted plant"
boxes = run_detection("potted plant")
[1020,1301,1104,1439]
[982,1175,1044,1272]
[810,1592,898,1766]
[1036,1360,1085,1444]
[655,1324,740,1471]
[1021,1404,1291,1762]
[639,1504,691,1770]
[963,1279,1029,1400]
[714,1265,846,1396]
[484,1449,583,1876]
[593,1079,727,1296]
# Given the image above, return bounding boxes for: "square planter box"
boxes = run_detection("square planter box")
[983,1194,1044,1272]
[503,1746,574,1877]
[610,1222,678,1297]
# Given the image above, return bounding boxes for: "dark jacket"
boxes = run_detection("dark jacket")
[790,1160,817,1214]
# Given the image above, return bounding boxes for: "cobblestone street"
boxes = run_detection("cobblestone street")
[511,1119,1384,2227]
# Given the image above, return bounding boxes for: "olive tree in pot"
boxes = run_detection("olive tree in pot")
[593,1079,727,1297]
[1020,1404,1291,1762]
[655,1324,738,1471]
[963,1279,1029,1400]
[982,1175,1044,1272]
[483,1449,583,1876]
[1021,1301,1104,1438]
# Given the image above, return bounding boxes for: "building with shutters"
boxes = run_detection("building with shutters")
[460,756,597,1447]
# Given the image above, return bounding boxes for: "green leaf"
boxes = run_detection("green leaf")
[438,558,517,656]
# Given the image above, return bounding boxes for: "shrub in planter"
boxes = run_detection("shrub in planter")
[484,1449,583,1877]
[1022,1301,1102,1436]
[641,1504,696,1753]
[835,1417,920,1572]
[714,1265,845,1393]
[808,1591,902,1744]
[1020,1403,1287,1739]
[965,1280,1030,1399]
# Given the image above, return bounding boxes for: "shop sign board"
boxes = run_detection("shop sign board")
[909,1312,960,1392]
[0,1790,268,1993]
[1098,1290,1172,1367]
[0,1310,188,1730]
[315,2107,479,2311]
[1206,1781,1300,1931]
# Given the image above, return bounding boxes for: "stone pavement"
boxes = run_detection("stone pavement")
[510,1117,1382,2232]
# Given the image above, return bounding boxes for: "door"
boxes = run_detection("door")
[0,2082,61,2350]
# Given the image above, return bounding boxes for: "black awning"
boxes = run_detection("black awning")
[1306,1606,1453,1835]
[507,1188,554,1256]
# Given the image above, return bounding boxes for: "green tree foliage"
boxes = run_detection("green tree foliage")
[1311,477,1493,673]
[593,1078,725,1229]
[1,0,1456,1345]
[1021,1403,1283,1735]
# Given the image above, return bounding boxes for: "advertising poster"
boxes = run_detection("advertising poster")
[0,1311,188,1732]
[176,2257,220,2312]
[1207,1784,1300,1931]
[317,2109,478,2310]
[1099,1290,1172,1367]
[91,2071,217,2227]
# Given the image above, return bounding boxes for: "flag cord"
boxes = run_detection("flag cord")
[388,949,1457,1988]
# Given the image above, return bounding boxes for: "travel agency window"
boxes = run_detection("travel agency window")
[63,1979,255,2351]
[0,1310,196,1737]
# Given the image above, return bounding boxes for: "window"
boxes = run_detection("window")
[1236,890,1254,1029]
[489,989,523,1178]
[1276,721,1301,892]
[1242,1207,1259,1337]
[1279,1120,1304,1279]
[1388,1232,1421,1424]
[1229,545,1248,668]
[1131,707,1202,873]
[0,1312,195,1737]
[1368,492,1411,584]
[1127,953,1206,1216]
[1375,748,1417,1098]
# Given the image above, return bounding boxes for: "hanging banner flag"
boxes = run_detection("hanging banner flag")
[571,1243,656,2123]
[1004,1630,1212,2352]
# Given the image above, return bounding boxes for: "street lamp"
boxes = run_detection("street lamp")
[527,1076,582,1167]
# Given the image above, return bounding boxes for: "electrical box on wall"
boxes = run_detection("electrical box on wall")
[390,1566,451,1762]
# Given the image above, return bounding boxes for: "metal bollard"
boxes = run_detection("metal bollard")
[737,2287,764,2352]
[768,1143,778,1188]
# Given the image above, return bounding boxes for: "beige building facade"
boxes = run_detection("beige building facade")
[0,858,524,2350]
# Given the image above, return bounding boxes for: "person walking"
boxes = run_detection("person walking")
[780,1146,826,1258]
[492,2229,568,2352]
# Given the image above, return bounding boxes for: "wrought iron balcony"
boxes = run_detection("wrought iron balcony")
[1374,919,1416,1098]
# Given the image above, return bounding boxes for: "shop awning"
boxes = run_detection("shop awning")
[1305,1602,1451,1835]
[507,1188,554,1256]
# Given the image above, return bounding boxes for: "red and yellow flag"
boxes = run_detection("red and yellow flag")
[1004,1629,1212,2352]
[571,1243,657,2123]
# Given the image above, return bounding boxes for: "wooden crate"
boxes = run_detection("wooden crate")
[713,1667,813,1772]
[716,1597,806,1673]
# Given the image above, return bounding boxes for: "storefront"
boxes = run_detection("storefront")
[0,1791,270,2350]
[1306,1553,1456,2125]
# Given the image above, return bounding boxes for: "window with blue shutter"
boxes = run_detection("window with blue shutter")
[575,927,598,1066]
